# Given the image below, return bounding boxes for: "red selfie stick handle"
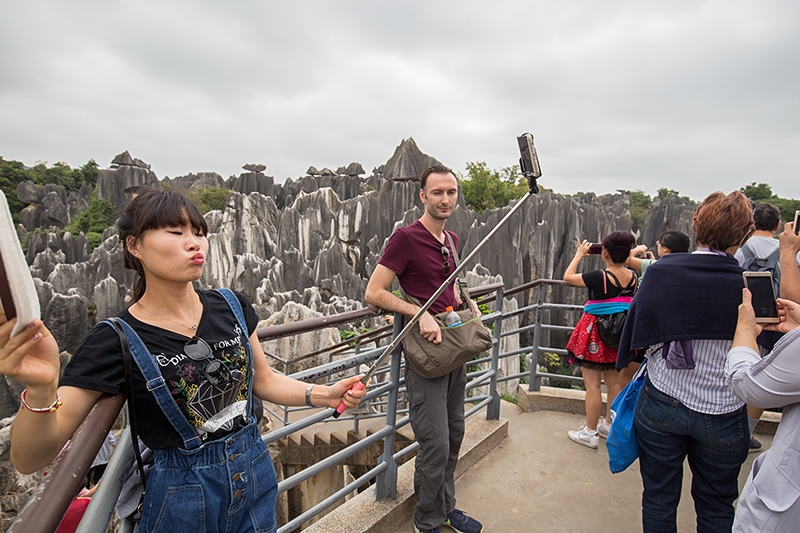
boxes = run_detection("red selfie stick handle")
[332,381,365,418]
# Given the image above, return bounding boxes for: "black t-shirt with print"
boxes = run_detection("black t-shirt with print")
[60,290,260,450]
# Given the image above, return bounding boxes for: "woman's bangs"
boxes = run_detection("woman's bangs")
[144,193,208,235]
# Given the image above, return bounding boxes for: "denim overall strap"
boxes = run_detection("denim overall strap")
[101,318,203,450]
[214,288,256,425]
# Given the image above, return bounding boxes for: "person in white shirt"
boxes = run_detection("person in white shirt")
[727,289,800,532]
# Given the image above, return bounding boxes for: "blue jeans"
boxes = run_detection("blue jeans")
[141,422,277,533]
[634,376,749,533]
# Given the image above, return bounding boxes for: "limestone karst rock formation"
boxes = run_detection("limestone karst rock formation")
[95,151,160,210]
[3,140,698,422]
[16,181,92,231]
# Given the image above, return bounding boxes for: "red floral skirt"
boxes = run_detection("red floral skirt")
[566,312,618,365]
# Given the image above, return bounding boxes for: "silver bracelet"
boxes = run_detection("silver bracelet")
[305,384,315,407]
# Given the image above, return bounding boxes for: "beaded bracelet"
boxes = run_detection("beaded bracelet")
[20,388,62,413]
[305,384,315,407]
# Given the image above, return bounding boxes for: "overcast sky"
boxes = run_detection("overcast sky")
[1,1,798,201]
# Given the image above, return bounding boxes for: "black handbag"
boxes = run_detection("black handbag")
[401,233,493,379]
[596,311,627,349]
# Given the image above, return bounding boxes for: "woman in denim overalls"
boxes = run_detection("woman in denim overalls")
[2,189,366,533]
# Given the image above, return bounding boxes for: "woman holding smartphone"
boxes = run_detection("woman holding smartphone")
[563,231,637,448]
[728,290,800,532]
[0,188,367,533]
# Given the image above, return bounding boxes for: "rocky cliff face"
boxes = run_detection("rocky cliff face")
[2,140,698,421]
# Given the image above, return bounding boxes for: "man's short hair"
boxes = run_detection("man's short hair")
[753,202,781,231]
[420,165,456,190]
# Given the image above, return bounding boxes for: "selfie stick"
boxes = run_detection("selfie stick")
[333,133,542,417]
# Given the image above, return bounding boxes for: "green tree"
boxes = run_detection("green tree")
[75,159,99,188]
[0,157,101,223]
[740,182,773,202]
[65,195,116,250]
[459,162,527,213]
[0,157,29,223]
[186,187,230,214]
[656,188,680,199]
[629,190,652,232]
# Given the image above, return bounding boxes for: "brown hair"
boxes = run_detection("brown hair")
[692,191,754,252]
[117,188,208,303]
[420,165,456,190]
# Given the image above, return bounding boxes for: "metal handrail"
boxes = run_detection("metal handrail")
[7,394,126,533]
[10,278,585,533]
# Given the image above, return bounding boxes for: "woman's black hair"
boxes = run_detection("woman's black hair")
[659,230,691,253]
[117,187,208,304]
[601,231,636,264]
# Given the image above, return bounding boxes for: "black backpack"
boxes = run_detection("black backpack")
[740,244,781,297]
[595,270,637,349]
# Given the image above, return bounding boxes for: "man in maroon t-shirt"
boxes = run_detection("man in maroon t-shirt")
[365,166,483,533]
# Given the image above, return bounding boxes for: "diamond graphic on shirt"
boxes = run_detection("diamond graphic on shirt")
[187,369,246,430]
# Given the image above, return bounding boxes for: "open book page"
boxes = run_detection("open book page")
[0,191,41,337]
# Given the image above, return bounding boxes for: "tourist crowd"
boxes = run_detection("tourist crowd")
[564,192,800,532]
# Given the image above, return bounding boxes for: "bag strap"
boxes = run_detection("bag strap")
[740,243,781,265]
[444,232,473,303]
[102,318,204,449]
[444,231,462,273]
[106,318,148,488]
[214,288,256,424]
[604,269,637,295]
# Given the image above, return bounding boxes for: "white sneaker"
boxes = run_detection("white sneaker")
[568,425,599,449]
[597,417,610,439]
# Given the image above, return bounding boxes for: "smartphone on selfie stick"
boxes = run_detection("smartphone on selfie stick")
[743,271,780,323]
[517,133,541,194]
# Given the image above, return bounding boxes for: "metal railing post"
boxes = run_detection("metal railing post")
[75,426,136,533]
[529,284,546,391]
[486,288,503,420]
[375,314,403,500]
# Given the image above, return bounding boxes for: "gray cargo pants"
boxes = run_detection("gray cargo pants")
[406,362,467,531]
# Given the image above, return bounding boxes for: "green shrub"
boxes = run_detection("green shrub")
[186,187,229,214]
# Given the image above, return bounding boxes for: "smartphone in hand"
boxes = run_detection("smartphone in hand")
[743,271,780,323]
[588,243,603,254]
[793,210,800,235]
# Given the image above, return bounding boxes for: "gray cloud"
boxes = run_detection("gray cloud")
[1,0,798,200]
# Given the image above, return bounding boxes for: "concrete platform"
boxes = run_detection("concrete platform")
[391,405,772,533]
[304,390,775,533]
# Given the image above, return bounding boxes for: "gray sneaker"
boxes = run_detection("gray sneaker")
[597,417,610,439]
[568,425,599,449]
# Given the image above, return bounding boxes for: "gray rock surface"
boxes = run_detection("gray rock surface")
[96,151,160,213]
[16,181,89,231]
[165,171,227,191]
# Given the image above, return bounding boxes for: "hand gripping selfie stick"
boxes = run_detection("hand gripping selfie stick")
[333,133,543,417]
